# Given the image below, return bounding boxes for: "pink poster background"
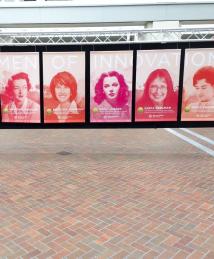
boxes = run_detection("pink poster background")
[0,52,40,123]
[43,52,85,123]
[135,49,180,122]
[90,51,133,122]
[181,48,214,121]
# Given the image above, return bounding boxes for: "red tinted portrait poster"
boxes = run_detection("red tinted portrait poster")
[43,52,85,123]
[90,51,133,122]
[0,52,40,123]
[135,49,180,122]
[181,49,214,121]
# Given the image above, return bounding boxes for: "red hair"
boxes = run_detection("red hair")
[94,71,129,108]
[5,72,31,97]
[193,66,214,87]
[50,71,77,102]
[140,68,177,108]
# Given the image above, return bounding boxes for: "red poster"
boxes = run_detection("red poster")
[181,49,214,121]
[135,49,180,122]
[0,52,40,123]
[43,52,85,123]
[90,51,133,122]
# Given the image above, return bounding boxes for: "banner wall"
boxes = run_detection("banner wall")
[0,43,213,128]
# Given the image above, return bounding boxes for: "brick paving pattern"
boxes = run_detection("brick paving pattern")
[0,128,213,258]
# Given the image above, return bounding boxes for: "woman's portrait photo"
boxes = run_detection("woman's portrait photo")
[90,51,133,122]
[182,49,214,121]
[135,50,180,121]
[2,72,40,123]
[92,70,130,121]
[43,52,85,123]
[44,71,84,123]
[182,65,214,121]
[0,52,40,123]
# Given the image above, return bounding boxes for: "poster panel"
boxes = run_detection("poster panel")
[0,52,40,123]
[181,49,214,121]
[43,52,85,123]
[90,51,133,122]
[135,49,180,122]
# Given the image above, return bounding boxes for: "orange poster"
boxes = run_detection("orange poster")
[43,52,85,123]
[182,49,214,121]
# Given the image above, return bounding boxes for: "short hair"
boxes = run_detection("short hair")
[94,71,129,108]
[50,71,77,102]
[5,72,31,97]
[141,68,177,107]
[193,66,214,87]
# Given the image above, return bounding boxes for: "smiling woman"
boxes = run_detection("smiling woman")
[182,49,214,121]
[182,66,214,121]
[44,71,85,123]
[193,66,214,104]
[135,68,178,121]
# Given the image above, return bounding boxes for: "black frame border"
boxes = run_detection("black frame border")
[0,41,213,129]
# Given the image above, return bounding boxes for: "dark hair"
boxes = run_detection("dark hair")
[94,71,129,108]
[140,68,177,108]
[5,72,31,97]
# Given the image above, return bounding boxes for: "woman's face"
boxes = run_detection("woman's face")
[103,76,120,100]
[55,84,71,103]
[13,79,28,102]
[149,77,168,104]
[194,78,214,102]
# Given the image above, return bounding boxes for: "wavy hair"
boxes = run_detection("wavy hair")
[94,71,129,108]
[5,72,31,97]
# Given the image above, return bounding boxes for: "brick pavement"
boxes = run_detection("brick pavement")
[0,128,213,259]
